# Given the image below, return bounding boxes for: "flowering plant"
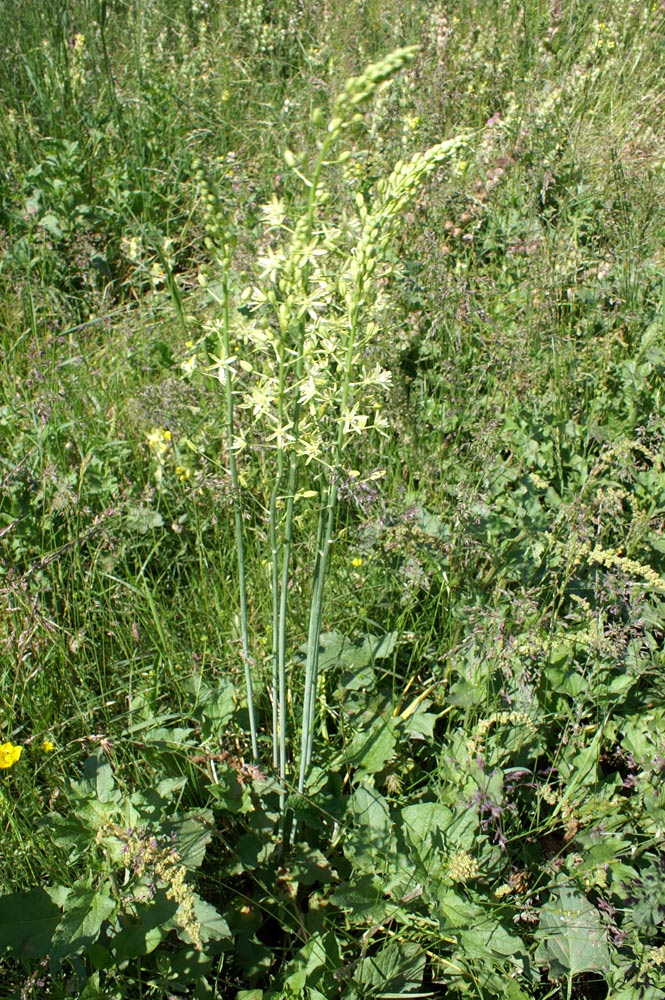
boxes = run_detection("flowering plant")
[193,48,470,830]
[0,742,22,769]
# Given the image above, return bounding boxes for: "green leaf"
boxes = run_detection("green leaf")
[50,883,117,970]
[331,875,390,923]
[200,674,238,728]
[129,777,188,820]
[82,750,116,803]
[401,801,451,867]
[164,811,214,870]
[126,505,164,533]
[460,918,525,959]
[306,630,396,690]
[113,918,168,960]
[166,945,216,989]
[356,938,425,992]
[280,931,340,995]
[38,212,63,238]
[534,887,609,979]
[0,888,62,959]
[436,889,485,933]
[344,713,396,773]
[344,783,394,873]
[144,726,196,747]
[447,678,484,707]
[192,896,231,945]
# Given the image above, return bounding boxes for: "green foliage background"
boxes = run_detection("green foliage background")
[1,0,665,997]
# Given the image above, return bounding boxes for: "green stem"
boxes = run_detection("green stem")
[272,135,336,821]
[220,254,259,764]
[296,479,338,794]
[277,451,298,810]
[296,254,368,797]
[269,455,283,773]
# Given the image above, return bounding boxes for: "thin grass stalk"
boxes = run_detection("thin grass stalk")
[272,137,335,817]
[219,253,259,763]
[276,451,298,819]
[296,480,338,794]
[270,349,288,775]
[269,461,283,772]
[297,255,367,794]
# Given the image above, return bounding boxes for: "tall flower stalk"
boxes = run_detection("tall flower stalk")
[191,166,260,764]
[198,47,470,829]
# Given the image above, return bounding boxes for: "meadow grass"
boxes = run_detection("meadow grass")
[1,1,665,997]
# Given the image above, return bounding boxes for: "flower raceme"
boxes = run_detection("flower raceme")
[0,742,22,769]
[192,45,473,813]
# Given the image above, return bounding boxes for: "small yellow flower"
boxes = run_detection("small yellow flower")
[42,739,55,753]
[351,557,363,567]
[0,742,22,769]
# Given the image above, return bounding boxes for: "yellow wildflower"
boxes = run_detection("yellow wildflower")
[43,739,55,753]
[0,742,22,768]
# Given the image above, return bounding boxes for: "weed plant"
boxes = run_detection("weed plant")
[1,1,665,998]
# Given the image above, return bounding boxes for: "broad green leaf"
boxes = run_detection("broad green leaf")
[401,699,438,740]
[410,505,447,539]
[401,801,451,865]
[113,921,166,960]
[331,875,391,923]
[344,783,393,872]
[129,777,188,820]
[287,844,335,886]
[460,919,524,959]
[82,750,116,802]
[0,888,62,958]
[436,889,485,933]
[50,884,116,969]
[39,212,63,238]
[200,674,237,728]
[166,945,216,989]
[125,505,164,533]
[545,660,587,698]
[344,713,396,773]
[79,972,103,999]
[557,732,602,805]
[160,892,228,949]
[74,797,121,832]
[356,938,425,992]
[534,888,609,979]
[144,726,196,747]
[447,678,484,707]
[303,630,396,690]
[281,931,340,995]
[163,810,214,870]
[192,896,231,944]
